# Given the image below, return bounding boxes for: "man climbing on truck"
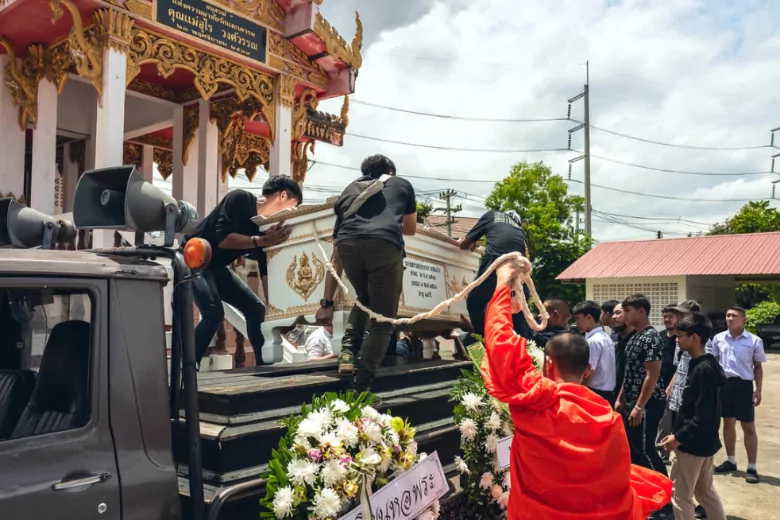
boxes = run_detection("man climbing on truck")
[186,175,302,366]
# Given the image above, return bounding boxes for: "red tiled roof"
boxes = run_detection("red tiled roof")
[557,232,780,282]
[423,216,479,239]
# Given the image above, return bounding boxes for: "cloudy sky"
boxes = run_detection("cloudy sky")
[165,0,780,242]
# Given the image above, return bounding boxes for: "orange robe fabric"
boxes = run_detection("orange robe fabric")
[481,286,672,520]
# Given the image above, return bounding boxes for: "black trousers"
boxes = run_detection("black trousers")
[466,275,532,341]
[592,388,615,406]
[625,398,669,476]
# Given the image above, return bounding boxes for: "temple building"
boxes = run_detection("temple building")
[0,0,361,246]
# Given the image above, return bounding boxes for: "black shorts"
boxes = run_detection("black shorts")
[721,377,755,423]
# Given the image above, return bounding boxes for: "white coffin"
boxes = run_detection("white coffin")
[254,201,480,364]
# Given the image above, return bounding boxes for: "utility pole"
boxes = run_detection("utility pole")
[575,209,580,234]
[435,190,462,237]
[568,61,592,236]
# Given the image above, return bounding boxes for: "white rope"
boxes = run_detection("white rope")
[310,221,549,331]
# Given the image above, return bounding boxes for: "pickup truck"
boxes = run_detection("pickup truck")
[0,167,467,520]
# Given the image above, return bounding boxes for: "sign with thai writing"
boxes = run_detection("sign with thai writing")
[403,258,446,309]
[497,435,513,470]
[339,452,448,520]
[155,0,267,63]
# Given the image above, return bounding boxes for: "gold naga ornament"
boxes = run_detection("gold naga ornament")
[0,38,45,131]
[286,252,325,301]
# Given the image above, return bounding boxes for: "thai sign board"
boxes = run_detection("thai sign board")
[155,0,267,63]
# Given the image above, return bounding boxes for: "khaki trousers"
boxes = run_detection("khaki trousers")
[670,450,726,520]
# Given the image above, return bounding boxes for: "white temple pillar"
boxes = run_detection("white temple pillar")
[269,80,293,178]
[196,99,220,217]
[30,79,58,215]
[91,46,127,247]
[62,142,81,213]
[172,105,198,205]
[141,144,154,183]
[0,55,26,197]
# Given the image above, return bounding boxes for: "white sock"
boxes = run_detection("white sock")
[728,456,737,465]
[748,463,757,471]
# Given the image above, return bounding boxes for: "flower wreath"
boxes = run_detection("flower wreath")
[449,339,545,518]
[261,392,440,520]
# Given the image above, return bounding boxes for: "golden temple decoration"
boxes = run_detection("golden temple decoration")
[129,134,172,150]
[45,40,72,94]
[51,0,104,103]
[303,110,346,147]
[0,192,26,204]
[125,27,277,142]
[182,104,199,165]
[268,55,328,90]
[286,252,325,301]
[292,87,319,140]
[267,32,328,89]
[265,247,282,263]
[153,148,173,180]
[0,39,45,131]
[69,140,86,174]
[278,73,296,109]
[339,95,349,128]
[127,78,176,102]
[125,0,152,19]
[292,140,315,185]
[218,114,270,182]
[208,0,286,33]
[313,11,363,69]
[123,142,142,166]
[447,274,469,297]
[94,8,134,54]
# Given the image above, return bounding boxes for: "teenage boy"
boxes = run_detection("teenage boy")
[573,300,616,403]
[532,297,571,348]
[612,303,635,405]
[659,313,727,520]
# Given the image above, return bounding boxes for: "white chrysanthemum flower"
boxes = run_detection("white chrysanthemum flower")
[331,399,350,414]
[287,458,319,487]
[407,441,418,456]
[459,418,478,441]
[297,417,322,441]
[379,451,392,473]
[308,409,333,430]
[461,392,483,412]
[364,422,384,444]
[272,486,294,519]
[386,429,400,446]
[502,421,514,437]
[498,491,510,509]
[321,457,348,487]
[335,418,359,448]
[293,433,311,450]
[485,433,499,454]
[503,470,511,490]
[487,412,502,431]
[319,431,342,448]
[378,413,393,427]
[311,488,341,519]
[491,484,503,500]
[454,456,469,474]
[362,406,381,420]
[479,472,494,490]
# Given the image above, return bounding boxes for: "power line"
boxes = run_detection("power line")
[351,99,568,123]
[588,153,772,176]
[593,209,713,227]
[310,159,502,183]
[589,125,774,151]
[345,133,570,153]
[567,178,766,202]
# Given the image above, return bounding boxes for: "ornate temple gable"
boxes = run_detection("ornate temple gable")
[209,96,270,181]
[267,31,327,89]
[292,88,348,147]
[312,11,362,70]
[0,39,45,131]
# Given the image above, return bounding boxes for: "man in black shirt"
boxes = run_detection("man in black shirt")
[659,313,726,520]
[616,294,668,478]
[316,155,417,394]
[658,305,679,464]
[532,297,571,348]
[611,303,636,405]
[458,209,531,340]
[187,176,302,365]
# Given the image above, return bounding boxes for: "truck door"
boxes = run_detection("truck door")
[0,280,120,520]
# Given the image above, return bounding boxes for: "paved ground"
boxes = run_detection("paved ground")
[709,352,780,520]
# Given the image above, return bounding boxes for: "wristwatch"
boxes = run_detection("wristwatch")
[320,298,334,308]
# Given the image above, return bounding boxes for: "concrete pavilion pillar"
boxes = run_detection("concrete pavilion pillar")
[269,74,295,178]
[91,45,127,248]
[0,54,26,198]
[172,105,198,206]
[62,142,81,213]
[195,98,221,217]
[30,78,58,215]
[140,144,155,183]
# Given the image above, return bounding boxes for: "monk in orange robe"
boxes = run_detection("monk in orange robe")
[481,261,672,519]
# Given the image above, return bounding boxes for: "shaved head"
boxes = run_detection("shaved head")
[545,333,590,380]
[544,298,571,327]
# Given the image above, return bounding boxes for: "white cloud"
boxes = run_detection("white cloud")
[301,0,780,242]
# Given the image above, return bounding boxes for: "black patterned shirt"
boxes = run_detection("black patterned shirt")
[623,326,667,403]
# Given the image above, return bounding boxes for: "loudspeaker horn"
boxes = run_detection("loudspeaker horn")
[0,198,77,249]
[73,166,199,246]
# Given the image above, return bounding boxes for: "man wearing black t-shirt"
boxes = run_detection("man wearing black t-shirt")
[458,209,530,340]
[186,175,302,365]
[316,155,417,394]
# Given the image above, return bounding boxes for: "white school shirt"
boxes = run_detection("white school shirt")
[711,329,766,380]
[305,327,334,360]
[585,327,617,392]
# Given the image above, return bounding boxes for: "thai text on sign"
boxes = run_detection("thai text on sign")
[403,258,444,304]
[155,0,267,63]
[338,452,448,520]
[497,435,512,470]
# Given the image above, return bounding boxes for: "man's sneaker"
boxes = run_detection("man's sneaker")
[695,504,707,518]
[714,460,737,473]
[746,468,760,484]
[338,351,355,375]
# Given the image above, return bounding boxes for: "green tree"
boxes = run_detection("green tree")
[708,200,780,306]
[485,161,592,304]
[416,201,433,224]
